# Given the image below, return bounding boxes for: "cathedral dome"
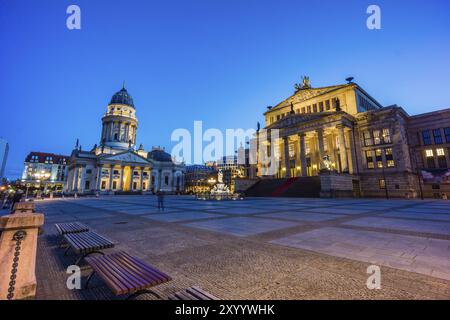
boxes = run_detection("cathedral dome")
[148,148,173,162]
[110,86,135,108]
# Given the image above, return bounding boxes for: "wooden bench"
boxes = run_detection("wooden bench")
[168,286,219,300]
[63,231,115,265]
[55,222,89,235]
[84,251,172,299]
[55,222,90,247]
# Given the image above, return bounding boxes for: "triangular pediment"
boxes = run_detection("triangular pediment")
[101,151,150,164]
[267,84,351,114]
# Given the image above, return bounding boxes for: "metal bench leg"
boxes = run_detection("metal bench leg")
[75,251,105,266]
[85,271,96,289]
[64,246,72,256]
[126,289,163,300]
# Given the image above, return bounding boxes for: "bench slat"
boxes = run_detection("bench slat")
[55,222,89,235]
[85,251,172,296]
[64,232,114,254]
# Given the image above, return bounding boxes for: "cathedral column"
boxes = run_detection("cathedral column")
[158,169,162,191]
[283,136,291,178]
[139,168,144,191]
[129,166,135,191]
[298,133,308,177]
[95,165,102,190]
[337,125,349,173]
[73,166,79,191]
[316,129,325,170]
[79,166,86,193]
[108,166,114,191]
[119,166,125,191]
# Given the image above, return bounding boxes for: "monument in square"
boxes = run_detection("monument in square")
[199,169,242,201]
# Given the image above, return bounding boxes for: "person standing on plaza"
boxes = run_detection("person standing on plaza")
[157,190,165,212]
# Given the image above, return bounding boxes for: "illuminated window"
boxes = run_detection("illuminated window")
[365,150,374,169]
[379,179,386,189]
[373,130,381,145]
[382,128,391,143]
[363,131,373,146]
[375,149,383,168]
[437,148,447,168]
[385,148,395,167]
[425,149,435,168]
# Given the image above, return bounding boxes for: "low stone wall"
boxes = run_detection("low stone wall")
[320,172,356,198]
[0,202,44,300]
[234,178,259,193]
[359,171,421,199]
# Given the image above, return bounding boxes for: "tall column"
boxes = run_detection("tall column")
[129,166,135,191]
[158,169,162,191]
[108,166,114,191]
[109,122,114,141]
[95,165,102,190]
[316,129,325,170]
[283,136,291,178]
[125,123,130,143]
[119,166,125,191]
[79,166,86,192]
[73,166,79,191]
[298,133,308,177]
[347,129,357,174]
[337,125,349,173]
[139,168,144,191]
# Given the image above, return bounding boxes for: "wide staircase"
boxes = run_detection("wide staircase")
[244,177,321,198]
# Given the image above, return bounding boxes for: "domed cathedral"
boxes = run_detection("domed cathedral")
[65,85,185,195]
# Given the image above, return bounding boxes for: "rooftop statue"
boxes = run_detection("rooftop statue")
[294,76,311,92]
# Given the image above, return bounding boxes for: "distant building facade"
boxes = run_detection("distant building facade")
[184,164,217,194]
[65,85,185,195]
[254,77,450,198]
[21,152,69,192]
[0,138,8,181]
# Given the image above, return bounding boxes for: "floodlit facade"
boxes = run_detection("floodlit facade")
[65,85,185,195]
[21,152,69,192]
[254,77,450,198]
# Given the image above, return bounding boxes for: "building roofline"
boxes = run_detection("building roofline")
[408,107,450,118]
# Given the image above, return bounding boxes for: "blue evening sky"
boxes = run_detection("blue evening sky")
[1,0,449,178]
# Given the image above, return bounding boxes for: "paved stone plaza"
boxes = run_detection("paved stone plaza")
[33,196,450,299]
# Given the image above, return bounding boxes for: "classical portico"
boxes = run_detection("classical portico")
[259,112,356,179]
